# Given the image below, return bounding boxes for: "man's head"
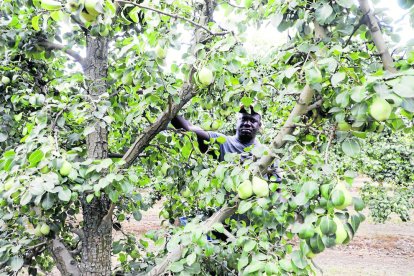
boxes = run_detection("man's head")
[236,106,261,143]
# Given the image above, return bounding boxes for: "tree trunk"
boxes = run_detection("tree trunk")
[79,34,112,276]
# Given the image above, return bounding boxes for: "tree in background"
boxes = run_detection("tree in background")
[0,0,413,274]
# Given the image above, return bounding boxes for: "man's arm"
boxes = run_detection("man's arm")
[171,116,210,152]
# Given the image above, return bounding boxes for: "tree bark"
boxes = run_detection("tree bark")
[358,0,397,73]
[49,239,81,276]
[78,35,112,276]
[252,85,315,175]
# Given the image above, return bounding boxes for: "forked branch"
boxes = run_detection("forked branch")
[39,41,84,65]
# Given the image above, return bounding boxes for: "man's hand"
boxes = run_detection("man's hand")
[171,116,210,152]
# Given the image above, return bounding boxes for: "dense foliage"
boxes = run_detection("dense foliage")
[0,0,413,275]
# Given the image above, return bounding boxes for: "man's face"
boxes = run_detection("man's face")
[236,113,261,141]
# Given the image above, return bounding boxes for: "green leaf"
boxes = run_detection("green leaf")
[50,10,64,21]
[350,86,366,103]
[29,149,44,167]
[212,223,224,233]
[86,194,94,203]
[316,3,333,24]
[216,136,226,144]
[331,72,346,87]
[244,261,264,273]
[305,67,323,84]
[238,255,249,271]
[293,192,308,206]
[30,178,45,196]
[133,210,142,221]
[243,239,257,252]
[301,181,318,198]
[238,200,252,214]
[170,261,184,273]
[128,7,140,23]
[215,164,226,179]
[341,139,360,156]
[336,92,350,108]
[83,125,96,136]
[42,193,55,210]
[186,252,197,266]
[241,96,253,107]
[10,256,24,272]
[32,15,41,31]
[0,132,8,142]
[282,134,296,142]
[337,0,353,8]
[291,250,307,269]
[20,191,32,205]
[58,188,72,202]
[401,98,414,112]
[393,76,414,98]
[279,259,293,272]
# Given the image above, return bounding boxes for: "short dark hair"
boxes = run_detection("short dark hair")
[239,105,261,116]
[238,106,261,121]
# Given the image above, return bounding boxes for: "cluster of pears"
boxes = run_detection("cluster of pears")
[40,0,104,23]
[236,176,269,199]
[34,223,50,236]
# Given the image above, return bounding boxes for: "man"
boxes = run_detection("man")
[171,106,282,242]
[171,106,281,181]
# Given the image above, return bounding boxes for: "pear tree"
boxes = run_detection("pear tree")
[0,0,413,275]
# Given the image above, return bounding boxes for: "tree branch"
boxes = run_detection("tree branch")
[70,228,85,241]
[121,80,196,167]
[115,0,230,36]
[49,239,81,276]
[252,84,315,175]
[357,0,397,73]
[148,205,238,276]
[120,0,218,168]
[39,41,85,65]
[306,99,323,112]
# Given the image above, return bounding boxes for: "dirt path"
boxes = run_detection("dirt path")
[314,218,414,276]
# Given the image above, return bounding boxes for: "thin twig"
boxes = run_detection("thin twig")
[344,13,368,48]
[219,0,244,8]
[70,14,88,34]
[27,241,48,251]
[324,126,336,164]
[306,99,323,112]
[115,0,230,36]
[50,109,65,132]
